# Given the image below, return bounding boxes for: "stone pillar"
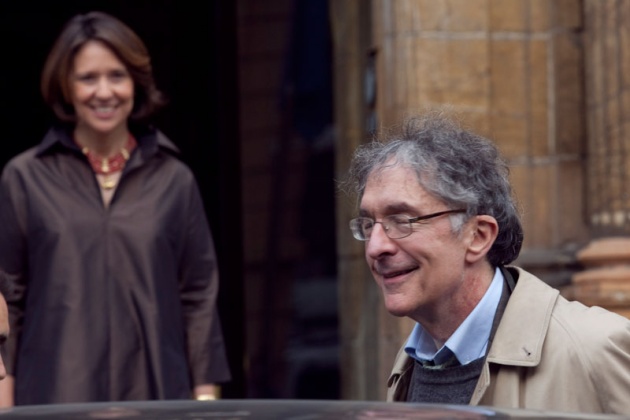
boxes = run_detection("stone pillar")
[568,1,630,320]
[572,238,630,319]
[583,0,630,234]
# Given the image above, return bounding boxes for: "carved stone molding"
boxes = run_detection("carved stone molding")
[570,237,630,318]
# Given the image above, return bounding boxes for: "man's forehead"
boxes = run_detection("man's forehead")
[360,166,437,215]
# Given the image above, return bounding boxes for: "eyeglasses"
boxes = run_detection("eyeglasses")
[349,209,466,241]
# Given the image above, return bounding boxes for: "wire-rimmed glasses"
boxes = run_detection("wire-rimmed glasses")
[349,209,466,241]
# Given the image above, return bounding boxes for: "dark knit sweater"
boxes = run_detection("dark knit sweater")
[404,268,517,404]
[406,356,486,403]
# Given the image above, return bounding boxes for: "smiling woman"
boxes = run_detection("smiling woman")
[70,41,135,140]
[0,11,230,405]
[69,41,136,190]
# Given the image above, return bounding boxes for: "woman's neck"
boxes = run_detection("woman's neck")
[74,125,130,158]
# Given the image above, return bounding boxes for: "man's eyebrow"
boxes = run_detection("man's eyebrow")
[385,203,417,214]
[359,203,417,217]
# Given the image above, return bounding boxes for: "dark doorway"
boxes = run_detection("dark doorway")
[0,0,244,398]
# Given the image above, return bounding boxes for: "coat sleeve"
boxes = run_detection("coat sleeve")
[0,163,29,376]
[585,309,630,415]
[178,177,231,386]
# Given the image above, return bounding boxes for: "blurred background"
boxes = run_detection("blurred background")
[1,0,629,401]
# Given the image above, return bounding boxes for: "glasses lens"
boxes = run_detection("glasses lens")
[349,218,365,240]
[385,215,412,239]
[349,218,373,240]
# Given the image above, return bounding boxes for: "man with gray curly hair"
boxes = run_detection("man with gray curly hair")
[344,112,630,414]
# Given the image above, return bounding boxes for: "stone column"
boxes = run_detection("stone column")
[568,1,630,319]
[572,238,630,319]
[583,0,630,234]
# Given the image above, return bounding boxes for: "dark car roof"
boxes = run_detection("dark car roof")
[0,399,625,419]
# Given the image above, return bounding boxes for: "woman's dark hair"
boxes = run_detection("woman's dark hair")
[41,11,166,122]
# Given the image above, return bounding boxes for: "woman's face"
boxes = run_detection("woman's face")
[69,40,134,136]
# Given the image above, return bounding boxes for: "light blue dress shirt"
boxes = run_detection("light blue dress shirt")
[404,267,504,366]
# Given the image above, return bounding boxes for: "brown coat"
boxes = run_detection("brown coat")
[387,267,630,415]
[0,125,231,404]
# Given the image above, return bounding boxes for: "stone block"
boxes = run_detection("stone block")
[414,38,449,105]
[490,39,526,114]
[585,39,604,109]
[529,108,549,157]
[623,90,630,117]
[375,37,394,118]
[572,264,630,317]
[446,39,490,108]
[489,113,528,159]
[587,106,604,153]
[529,40,549,157]
[604,39,621,99]
[399,0,449,32]
[554,33,584,155]
[621,25,630,88]
[460,111,491,139]
[530,0,550,32]
[507,164,530,245]
[514,163,554,248]
[389,0,412,32]
[553,0,582,29]
[489,0,527,32]
[576,237,630,266]
[390,36,415,108]
[447,0,488,32]
[557,160,589,245]
[604,97,621,151]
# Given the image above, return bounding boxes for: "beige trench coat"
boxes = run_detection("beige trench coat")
[386,267,630,415]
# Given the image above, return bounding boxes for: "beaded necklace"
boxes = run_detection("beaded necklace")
[80,134,137,190]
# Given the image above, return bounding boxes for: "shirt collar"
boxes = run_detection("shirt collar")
[404,267,504,365]
[36,125,79,156]
[36,124,180,158]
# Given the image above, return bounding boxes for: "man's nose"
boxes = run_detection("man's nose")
[365,222,396,259]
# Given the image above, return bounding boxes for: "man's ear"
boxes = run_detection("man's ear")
[465,215,499,264]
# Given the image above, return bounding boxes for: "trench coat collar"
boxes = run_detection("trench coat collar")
[485,266,558,367]
[388,266,559,388]
[36,124,180,159]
